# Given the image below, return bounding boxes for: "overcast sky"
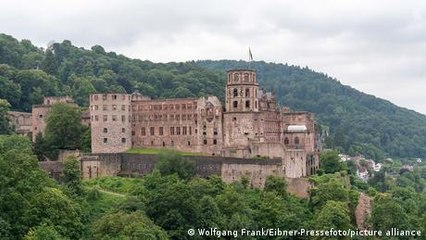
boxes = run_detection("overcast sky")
[1,0,426,114]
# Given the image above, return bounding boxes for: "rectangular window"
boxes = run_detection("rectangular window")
[121,138,126,143]
[103,138,108,143]
[103,115,107,122]
[141,127,146,136]
[176,127,181,135]
[213,139,217,145]
[103,105,108,110]
[170,127,175,135]
[102,94,107,101]
[122,128,125,133]
[95,115,99,121]
[183,126,187,135]
[103,128,108,133]
[159,127,163,135]
[112,105,117,110]
[121,115,125,122]
[189,126,192,135]
[150,127,155,136]
[203,139,207,145]
[121,105,126,111]
[112,115,117,121]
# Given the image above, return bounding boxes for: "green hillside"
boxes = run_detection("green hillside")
[1,33,425,160]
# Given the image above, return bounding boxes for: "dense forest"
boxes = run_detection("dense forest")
[1,135,425,239]
[1,33,426,160]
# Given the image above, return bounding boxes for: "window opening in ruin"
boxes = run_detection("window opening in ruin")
[284,137,289,145]
[233,88,238,97]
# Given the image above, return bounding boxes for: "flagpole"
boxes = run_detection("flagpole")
[248,47,253,69]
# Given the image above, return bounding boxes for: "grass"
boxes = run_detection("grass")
[126,147,205,156]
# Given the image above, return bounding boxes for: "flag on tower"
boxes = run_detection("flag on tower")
[249,48,253,61]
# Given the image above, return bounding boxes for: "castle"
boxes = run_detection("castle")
[89,69,320,178]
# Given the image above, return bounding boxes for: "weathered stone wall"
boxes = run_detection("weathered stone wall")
[39,161,64,181]
[8,111,32,137]
[80,153,122,179]
[283,149,307,178]
[221,159,284,188]
[285,177,312,198]
[90,93,132,153]
[77,153,311,197]
[31,105,50,141]
[31,96,77,142]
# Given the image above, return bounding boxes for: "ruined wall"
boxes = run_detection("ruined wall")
[283,149,307,178]
[220,158,283,188]
[130,96,223,156]
[131,98,199,151]
[90,94,132,153]
[31,105,50,141]
[31,96,77,142]
[78,153,311,197]
[80,153,122,179]
[8,111,32,137]
[285,177,312,198]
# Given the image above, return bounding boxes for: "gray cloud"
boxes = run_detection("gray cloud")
[1,0,425,114]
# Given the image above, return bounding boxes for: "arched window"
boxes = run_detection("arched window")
[233,101,238,108]
[254,101,258,109]
[295,137,300,145]
[244,73,249,82]
[234,73,239,82]
[284,137,289,145]
[245,88,250,97]
[233,88,238,97]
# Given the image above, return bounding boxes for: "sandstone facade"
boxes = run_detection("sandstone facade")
[89,68,320,178]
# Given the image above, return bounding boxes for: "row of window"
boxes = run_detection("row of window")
[91,105,130,111]
[231,88,258,98]
[103,137,127,143]
[140,138,218,147]
[103,128,126,133]
[132,103,197,112]
[284,137,300,145]
[132,113,198,122]
[228,73,254,83]
[92,94,129,101]
[137,126,194,136]
[91,115,130,122]
[233,100,258,109]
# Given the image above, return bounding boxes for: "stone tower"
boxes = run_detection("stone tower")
[90,93,132,153]
[225,69,259,112]
[223,69,260,157]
